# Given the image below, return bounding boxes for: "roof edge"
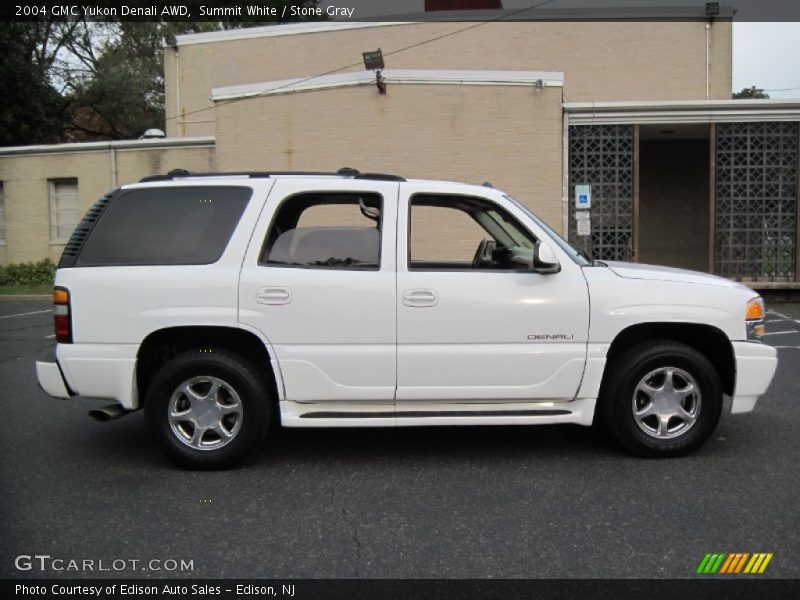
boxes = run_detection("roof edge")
[0,136,216,157]
[173,22,412,47]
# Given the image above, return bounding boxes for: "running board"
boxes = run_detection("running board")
[280,399,596,428]
[302,409,571,419]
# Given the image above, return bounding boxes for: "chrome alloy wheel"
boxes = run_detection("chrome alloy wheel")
[168,376,243,451]
[631,367,702,440]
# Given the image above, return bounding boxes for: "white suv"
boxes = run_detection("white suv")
[36,169,778,468]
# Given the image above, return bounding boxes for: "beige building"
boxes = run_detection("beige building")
[0,138,214,265]
[1,8,798,286]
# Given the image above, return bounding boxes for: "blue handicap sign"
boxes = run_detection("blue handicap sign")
[578,194,588,204]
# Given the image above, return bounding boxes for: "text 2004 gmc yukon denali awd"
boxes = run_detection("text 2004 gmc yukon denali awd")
[36,169,778,469]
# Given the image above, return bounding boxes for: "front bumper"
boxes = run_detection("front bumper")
[731,341,778,413]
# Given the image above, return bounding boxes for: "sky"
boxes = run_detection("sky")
[733,23,800,98]
[319,1,800,98]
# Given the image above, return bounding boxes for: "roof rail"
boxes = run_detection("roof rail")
[139,167,406,183]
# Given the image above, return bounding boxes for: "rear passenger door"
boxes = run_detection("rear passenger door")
[238,178,399,404]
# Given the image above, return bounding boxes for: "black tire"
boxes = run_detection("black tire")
[599,341,722,457]
[144,349,272,469]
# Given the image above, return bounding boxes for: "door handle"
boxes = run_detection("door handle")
[402,289,438,307]
[256,287,291,305]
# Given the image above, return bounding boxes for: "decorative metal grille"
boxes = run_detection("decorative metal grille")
[568,125,634,261]
[715,122,798,280]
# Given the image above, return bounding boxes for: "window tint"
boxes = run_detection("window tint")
[261,192,382,269]
[409,195,537,271]
[77,186,251,266]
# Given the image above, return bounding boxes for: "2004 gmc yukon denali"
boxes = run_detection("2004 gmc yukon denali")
[35,168,778,468]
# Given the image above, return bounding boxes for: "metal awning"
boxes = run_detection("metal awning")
[564,99,800,125]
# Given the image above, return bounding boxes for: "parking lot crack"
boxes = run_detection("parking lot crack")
[329,483,363,581]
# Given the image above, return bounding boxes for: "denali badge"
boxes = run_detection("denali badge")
[527,334,575,340]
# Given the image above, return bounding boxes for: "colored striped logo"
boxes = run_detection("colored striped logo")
[696,553,773,574]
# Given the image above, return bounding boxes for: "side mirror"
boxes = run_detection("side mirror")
[532,241,561,274]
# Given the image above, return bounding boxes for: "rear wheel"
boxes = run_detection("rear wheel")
[145,349,272,469]
[600,341,722,457]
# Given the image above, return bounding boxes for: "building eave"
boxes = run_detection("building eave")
[564,99,800,125]
[212,69,564,101]
[172,22,413,47]
[0,137,216,158]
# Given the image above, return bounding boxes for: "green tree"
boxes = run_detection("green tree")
[733,86,770,99]
[0,22,74,145]
[61,3,323,140]
[0,2,323,145]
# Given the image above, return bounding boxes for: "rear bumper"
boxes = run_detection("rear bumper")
[34,343,139,409]
[731,341,778,414]
[36,351,72,399]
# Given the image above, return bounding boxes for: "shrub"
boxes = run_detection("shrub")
[0,259,56,286]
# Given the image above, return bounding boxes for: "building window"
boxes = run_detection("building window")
[0,182,5,244]
[49,179,79,243]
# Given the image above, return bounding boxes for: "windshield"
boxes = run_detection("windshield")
[504,195,590,266]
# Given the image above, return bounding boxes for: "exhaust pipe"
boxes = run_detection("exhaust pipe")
[89,404,133,422]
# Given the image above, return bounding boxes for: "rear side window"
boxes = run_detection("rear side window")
[77,186,252,266]
[260,192,383,270]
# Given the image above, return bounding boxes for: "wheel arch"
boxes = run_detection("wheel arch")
[602,322,735,397]
[136,325,281,406]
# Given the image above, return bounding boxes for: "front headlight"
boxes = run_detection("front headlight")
[746,297,766,341]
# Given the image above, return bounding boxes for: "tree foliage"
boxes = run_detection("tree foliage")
[0,22,74,145]
[1,2,322,145]
[733,86,770,99]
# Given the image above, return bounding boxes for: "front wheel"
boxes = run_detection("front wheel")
[145,349,272,469]
[600,341,723,457]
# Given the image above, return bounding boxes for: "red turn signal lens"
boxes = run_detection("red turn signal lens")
[53,287,72,343]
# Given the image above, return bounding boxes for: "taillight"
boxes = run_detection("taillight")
[53,287,72,343]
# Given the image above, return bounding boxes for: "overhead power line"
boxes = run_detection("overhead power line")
[164,0,559,124]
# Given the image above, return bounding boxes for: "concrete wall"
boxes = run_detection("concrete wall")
[214,82,564,231]
[639,138,710,271]
[0,144,215,265]
[166,20,732,137]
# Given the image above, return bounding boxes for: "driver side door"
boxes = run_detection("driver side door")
[395,184,590,403]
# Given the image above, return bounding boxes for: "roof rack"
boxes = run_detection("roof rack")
[139,167,406,183]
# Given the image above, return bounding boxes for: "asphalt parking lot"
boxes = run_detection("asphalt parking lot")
[0,299,798,580]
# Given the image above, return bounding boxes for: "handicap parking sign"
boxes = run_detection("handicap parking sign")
[574,184,591,209]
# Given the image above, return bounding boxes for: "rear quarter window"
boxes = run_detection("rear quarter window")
[76,186,252,266]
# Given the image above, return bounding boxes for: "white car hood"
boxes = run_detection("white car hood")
[604,261,750,289]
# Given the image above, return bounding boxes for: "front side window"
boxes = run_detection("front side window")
[49,179,79,243]
[77,186,252,266]
[409,194,537,270]
[261,192,383,270]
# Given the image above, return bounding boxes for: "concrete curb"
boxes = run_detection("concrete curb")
[0,295,50,301]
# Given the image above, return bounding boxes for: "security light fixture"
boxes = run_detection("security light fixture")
[362,49,385,71]
[362,48,387,95]
[705,2,720,18]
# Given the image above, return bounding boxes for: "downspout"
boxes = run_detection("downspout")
[175,47,182,136]
[562,106,570,238]
[109,146,117,188]
[705,22,711,99]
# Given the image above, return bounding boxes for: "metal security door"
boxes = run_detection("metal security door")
[568,124,634,261]
[715,122,798,281]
